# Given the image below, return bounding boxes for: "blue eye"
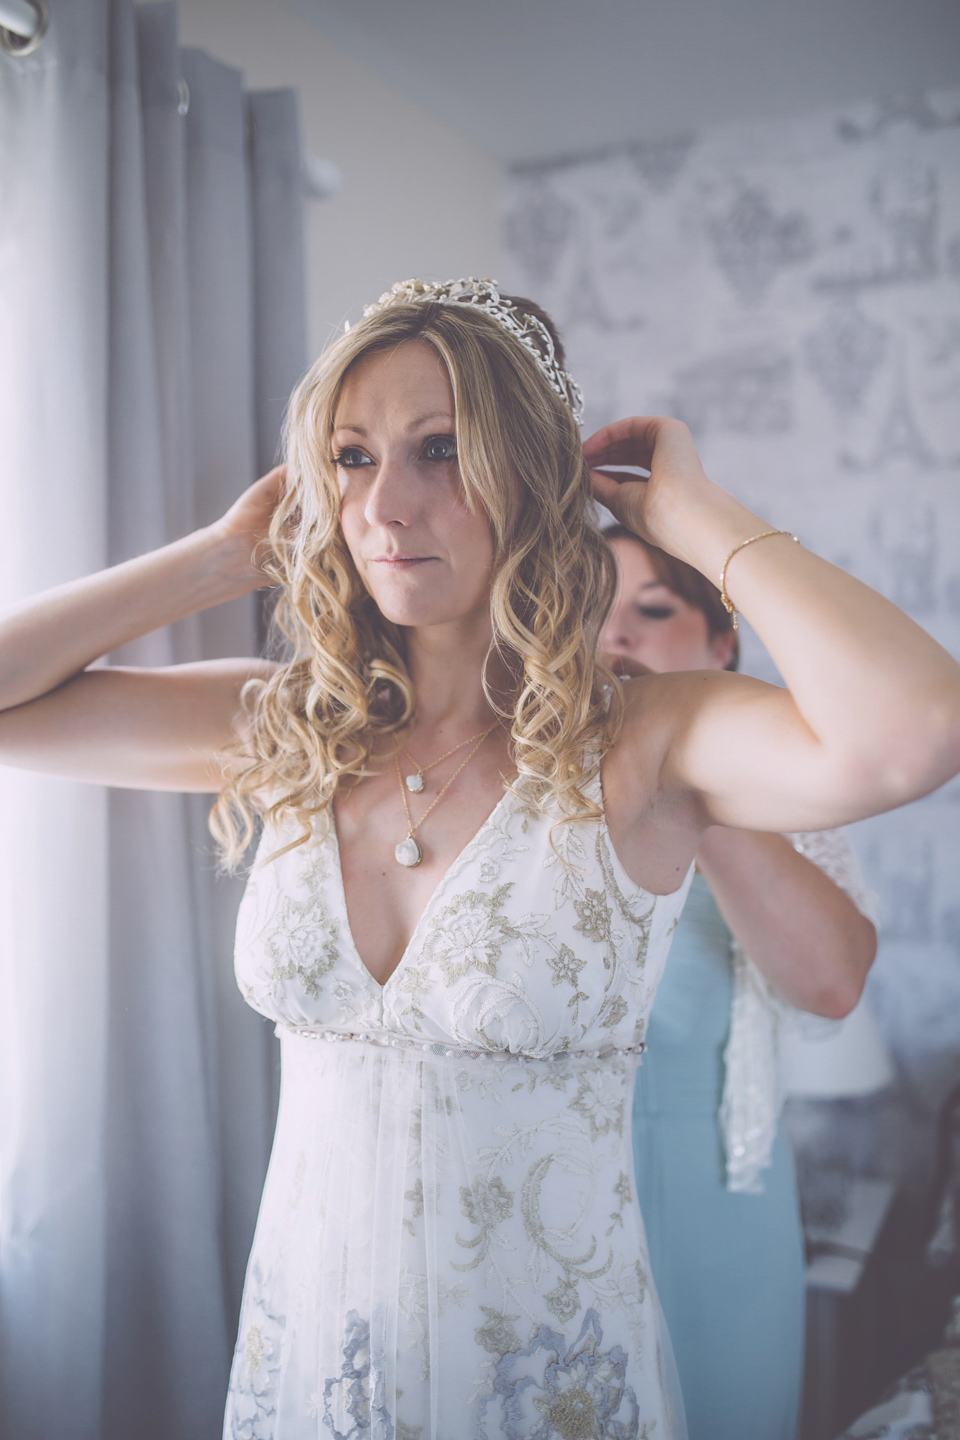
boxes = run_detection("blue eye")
[422,434,457,463]
[333,447,371,468]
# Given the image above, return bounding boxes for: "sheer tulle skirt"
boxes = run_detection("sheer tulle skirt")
[224,1030,686,1439]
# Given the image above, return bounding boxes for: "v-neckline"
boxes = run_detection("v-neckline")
[329,787,513,991]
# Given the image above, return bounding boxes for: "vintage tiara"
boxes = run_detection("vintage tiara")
[362,278,584,425]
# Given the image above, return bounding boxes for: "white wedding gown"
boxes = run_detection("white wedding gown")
[225,776,693,1439]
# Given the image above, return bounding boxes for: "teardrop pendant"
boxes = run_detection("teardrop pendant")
[394,836,422,867]
[405,773,424,793]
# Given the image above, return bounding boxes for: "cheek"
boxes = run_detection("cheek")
[445,501,495,571]
[665,613,715,667]
[337,494,358,543]
[337,495,366,570]
[634,615,696,666]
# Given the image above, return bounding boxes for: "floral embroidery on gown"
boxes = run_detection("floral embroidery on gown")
[225,778,693,1440]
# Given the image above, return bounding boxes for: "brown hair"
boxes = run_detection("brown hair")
[603,525,739,671]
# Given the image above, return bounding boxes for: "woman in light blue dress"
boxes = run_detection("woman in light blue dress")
[601,527,879,1440]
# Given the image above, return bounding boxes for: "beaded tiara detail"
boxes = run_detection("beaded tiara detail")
[363,278,584,425]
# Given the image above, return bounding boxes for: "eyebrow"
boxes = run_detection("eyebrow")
[333,412,455,437]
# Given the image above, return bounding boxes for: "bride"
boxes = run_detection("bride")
[1,278,958,1439]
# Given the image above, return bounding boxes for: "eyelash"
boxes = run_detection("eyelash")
[332,434,458,468]
[636,605,676,620]
[421,434,457,463]
[332,447,369,469]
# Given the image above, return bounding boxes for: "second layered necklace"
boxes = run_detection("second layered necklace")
[393,723,498,867]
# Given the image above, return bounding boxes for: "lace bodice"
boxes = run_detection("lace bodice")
[235,779,692,1062]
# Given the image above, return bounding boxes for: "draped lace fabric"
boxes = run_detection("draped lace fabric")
[719,829,879,1194]
[227,779,693,1439]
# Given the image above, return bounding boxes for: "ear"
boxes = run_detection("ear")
[709,630,737,671]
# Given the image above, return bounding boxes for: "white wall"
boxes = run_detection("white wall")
[175,0,501,357]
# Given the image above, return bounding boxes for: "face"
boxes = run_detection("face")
[600,537,734,674]
[333,339,495,632]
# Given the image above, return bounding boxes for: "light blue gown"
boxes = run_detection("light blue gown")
[633,872,805,1440]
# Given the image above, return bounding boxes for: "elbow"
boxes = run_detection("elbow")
[865,707,960,811]
[806,920,878,1020]
[812,974,865,1020]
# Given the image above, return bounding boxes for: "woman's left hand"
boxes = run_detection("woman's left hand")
[584,416,711,557]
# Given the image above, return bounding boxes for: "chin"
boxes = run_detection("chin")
[379,590,493,632]
[389,605,479,631]
[366,588,470,629]
[361,566,493,632]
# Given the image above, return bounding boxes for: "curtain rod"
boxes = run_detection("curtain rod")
[0,0,48,56]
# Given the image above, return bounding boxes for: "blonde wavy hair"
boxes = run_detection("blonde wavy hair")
[211,292,622,865]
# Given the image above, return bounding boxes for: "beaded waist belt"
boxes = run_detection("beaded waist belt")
[277,1024,646,1065]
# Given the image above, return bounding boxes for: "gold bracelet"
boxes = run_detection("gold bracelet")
[719,529,799,630]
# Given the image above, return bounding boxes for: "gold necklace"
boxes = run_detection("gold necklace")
[393,723,498,868]
[400,725,495,794]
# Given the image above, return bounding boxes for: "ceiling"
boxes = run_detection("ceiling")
[281,0,960,165]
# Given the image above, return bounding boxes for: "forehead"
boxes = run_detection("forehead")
[334,338,454,426]
[610,536,670,589]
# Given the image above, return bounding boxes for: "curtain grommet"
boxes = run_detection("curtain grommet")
[0,0,49,57]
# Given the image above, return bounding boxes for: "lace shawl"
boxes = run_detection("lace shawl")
[718,829,879,1194]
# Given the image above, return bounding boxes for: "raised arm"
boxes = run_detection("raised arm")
[0,468,284,791]
[590,419,960,841]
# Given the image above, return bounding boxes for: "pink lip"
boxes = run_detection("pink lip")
[371,554,435,569]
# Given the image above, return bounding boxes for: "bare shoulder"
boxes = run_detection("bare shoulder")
[614,667,777,750]
[607,669,718,763]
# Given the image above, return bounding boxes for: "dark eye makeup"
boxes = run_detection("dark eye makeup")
[420,433,458,463]
[636,604,676,620]
[332,446,371,468]
[331,434,458,468]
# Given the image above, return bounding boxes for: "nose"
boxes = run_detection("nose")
[363,451,416,528]
[601,604,635,654]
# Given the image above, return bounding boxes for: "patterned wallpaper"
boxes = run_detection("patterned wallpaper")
[502,91,960,1144]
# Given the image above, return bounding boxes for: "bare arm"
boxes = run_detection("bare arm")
[590,420,960,842]
[694,828,877,1018]
[0,468,283,790]
[0,659,276,791]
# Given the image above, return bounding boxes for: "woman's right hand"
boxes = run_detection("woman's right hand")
[0,466,289,777]
[213,464,287,591]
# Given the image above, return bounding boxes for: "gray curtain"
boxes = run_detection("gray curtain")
[0,3,307,1436]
